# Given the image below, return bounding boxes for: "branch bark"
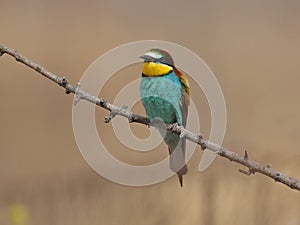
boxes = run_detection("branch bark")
[1,43,299,191]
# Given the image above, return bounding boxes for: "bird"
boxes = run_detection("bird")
[139,48,190,187]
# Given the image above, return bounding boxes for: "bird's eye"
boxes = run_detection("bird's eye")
[157,56,164,62]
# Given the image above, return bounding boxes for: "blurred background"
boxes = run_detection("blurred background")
[1,0,300,224]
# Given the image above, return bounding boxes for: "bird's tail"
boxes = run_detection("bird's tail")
[168,139,188,187]
[176,164,188,187]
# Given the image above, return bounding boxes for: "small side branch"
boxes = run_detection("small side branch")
[238,150,255,175]
[1,43,299,191]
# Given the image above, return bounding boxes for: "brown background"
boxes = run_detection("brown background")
[1,1,300,225]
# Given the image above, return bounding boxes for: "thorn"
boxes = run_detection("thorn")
[104,105,128,123]
[104,110,115,123]
[239,168,255,176]
[244,150,249,160]
[239,169,250,175]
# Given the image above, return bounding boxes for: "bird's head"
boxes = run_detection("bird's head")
[140,49,174,76]
[140,48,190,95]
[140,48,174,66]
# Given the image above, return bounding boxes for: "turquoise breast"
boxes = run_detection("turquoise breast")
[140,72,183,125]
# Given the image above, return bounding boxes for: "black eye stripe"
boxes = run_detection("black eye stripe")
[156,57,174,67]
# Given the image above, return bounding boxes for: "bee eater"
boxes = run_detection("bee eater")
[140,49,190,187]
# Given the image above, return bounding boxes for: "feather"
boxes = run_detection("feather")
[173,66,190,186]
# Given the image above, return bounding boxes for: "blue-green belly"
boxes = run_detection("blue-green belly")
[140,73,183,150]
[140,73,182,125]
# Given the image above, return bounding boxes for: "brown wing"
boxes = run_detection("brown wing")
[173,67,190,127]
[172,67,190,186]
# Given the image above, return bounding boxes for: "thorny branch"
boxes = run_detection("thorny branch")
[1,43,299,191]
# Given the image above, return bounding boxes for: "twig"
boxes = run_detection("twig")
[1,43,299,191]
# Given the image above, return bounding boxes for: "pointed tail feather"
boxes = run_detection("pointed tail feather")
[177,165,188,187]
[168,145,188,187]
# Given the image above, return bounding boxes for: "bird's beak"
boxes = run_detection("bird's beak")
[140,54,155,62]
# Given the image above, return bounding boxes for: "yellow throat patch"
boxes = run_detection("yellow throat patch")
[142,62,173,76]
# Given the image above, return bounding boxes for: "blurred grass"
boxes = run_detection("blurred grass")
[1,0,300,225]
[8,204,29,225]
